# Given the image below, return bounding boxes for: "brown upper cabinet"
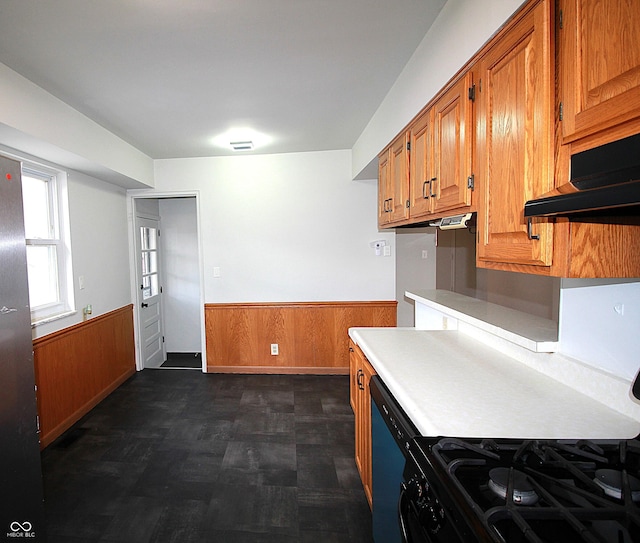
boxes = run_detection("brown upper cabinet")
[379,72,474,228]
[376,0,640,277]
[412,72,474,219]
[475,0,555,269]
[378,132,409,226]
[559,0,640,147]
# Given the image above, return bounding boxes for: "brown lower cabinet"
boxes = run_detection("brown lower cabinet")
[349,339,376,509]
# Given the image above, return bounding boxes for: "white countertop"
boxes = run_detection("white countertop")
[349,327,640,440]
[406,290,559,352]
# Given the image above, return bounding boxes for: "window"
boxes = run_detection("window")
[21,163,74,324]
[140,225,159,300]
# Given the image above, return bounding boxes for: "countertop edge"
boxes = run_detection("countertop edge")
[406,289,559,352]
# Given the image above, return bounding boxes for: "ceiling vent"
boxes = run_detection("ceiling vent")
[230,140,254,151]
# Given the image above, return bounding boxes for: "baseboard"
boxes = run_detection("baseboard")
[206,366,350,375]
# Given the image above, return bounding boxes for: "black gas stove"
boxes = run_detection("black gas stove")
[401,436,640,543]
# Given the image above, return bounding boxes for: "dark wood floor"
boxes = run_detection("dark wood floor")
[41,370,372,542]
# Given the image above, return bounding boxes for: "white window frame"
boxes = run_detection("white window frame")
[21,161,75,325]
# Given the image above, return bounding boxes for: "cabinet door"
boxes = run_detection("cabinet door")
[378,149,391,226]
[360,356,375,508]
[388,133,410,223]
[409,109,434,218]
[476,0,554,267]
[560,0,640,143]
[432,72,473,214]
[349,342,357,412]
[352,345,366,487]
[351,342,375,509]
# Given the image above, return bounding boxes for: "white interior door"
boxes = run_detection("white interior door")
[136,216,165,368]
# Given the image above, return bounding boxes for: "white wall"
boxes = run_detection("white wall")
[159,198,201,352]
[153,150,395,303]
[352,0,524,178]
[32,168,132,339]
[396,228,437,326]
[559,281,640,380]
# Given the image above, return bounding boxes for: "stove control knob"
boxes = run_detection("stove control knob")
[403,477,426,501]
[418,498,445,534]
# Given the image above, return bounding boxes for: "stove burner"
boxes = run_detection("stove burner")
[488,467,539,505]
[594,469,640,502]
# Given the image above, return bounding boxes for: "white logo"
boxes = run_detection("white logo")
[6,521,35,538]
[9,522,32,532]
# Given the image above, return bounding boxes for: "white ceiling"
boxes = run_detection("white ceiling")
[0,0,446,159]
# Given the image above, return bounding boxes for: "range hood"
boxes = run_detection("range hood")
[524,133,640,219]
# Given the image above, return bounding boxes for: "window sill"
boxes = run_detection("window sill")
[32,310,77,328]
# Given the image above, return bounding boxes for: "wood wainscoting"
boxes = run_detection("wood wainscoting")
[205,301,397,374]
[33,305,136,449]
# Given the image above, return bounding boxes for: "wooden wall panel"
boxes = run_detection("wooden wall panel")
[33,305,136,448]
[205,301,397,374]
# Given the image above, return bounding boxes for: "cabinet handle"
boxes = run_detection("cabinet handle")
[527,217,540,240]
[357,369,364,390]
[422,180,430,199]
[430,177,437,198]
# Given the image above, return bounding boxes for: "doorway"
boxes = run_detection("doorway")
[129,192,205,372]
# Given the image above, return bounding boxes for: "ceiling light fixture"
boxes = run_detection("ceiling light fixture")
[211,128,272,153]
[230,140,254,151]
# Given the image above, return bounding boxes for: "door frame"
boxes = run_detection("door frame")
[127,190,207,372]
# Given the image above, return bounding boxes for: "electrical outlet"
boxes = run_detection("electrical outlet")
[270,343,279,355]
